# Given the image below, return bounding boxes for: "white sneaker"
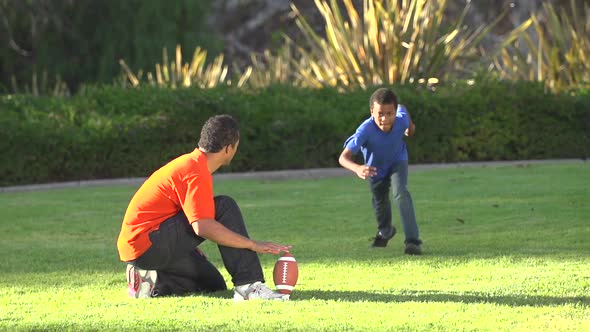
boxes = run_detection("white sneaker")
[126,264,157,298]
[233,281,290,301]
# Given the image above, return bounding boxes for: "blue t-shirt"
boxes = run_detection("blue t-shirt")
[343,105,411,179]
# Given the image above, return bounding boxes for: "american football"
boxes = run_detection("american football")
[273,252,298,295]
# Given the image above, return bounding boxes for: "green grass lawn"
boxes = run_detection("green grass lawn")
[0,163,588,331]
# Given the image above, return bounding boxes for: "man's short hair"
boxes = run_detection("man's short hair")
[369,88,398,110]
[198,115,240,153]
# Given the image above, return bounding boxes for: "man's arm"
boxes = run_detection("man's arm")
[338,148,376,180]
[192,219,290,254]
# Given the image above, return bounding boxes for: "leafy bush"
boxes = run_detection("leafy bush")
[1,82,588,186]
[1,0,218,93]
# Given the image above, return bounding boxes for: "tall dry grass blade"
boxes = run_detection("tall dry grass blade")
[176,45,182,78]
[162,48,170,83]
[119,59,140,87]
[32,72,38,96]
[344,0,360,30]
[155,64,163,85]
[237,66,252,87]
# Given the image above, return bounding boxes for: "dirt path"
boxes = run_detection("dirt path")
[1,159,585,193]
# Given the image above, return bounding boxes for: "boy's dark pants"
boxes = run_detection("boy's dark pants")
[128,195,264,296]
[369,160,421,245]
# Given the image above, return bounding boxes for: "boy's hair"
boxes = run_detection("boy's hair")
[369,88,398,110]
[198,114,240,153]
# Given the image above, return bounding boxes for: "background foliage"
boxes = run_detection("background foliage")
[283,0,504,89]
[1,82,588,186]
[3,0,589,94]
[2,1,589,187]
[492,0,590,93]
[0,0,218,93]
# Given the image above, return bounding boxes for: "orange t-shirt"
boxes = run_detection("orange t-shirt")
[117,149,215,261]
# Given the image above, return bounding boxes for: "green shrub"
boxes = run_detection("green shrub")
[1,0,218,93]
[1,82,588,186]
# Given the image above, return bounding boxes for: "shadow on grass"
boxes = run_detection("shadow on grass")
[295,290,590,306]
[203,289,589,307]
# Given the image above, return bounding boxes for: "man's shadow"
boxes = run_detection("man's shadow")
[205,289,589,306]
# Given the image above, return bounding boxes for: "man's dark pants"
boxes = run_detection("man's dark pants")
[128,195,264,296]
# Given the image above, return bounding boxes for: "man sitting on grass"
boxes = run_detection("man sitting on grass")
[117,114,291,300]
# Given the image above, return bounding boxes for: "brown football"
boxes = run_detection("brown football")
[273,252,299,295]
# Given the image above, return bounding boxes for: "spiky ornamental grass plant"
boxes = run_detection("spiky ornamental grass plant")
[493,0,590,93]
[284,0,508,90]
[9,71,70,97]
[238,39,301,88]
[119,45,250,89]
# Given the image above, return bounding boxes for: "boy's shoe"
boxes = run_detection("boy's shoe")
[233,281,290,301]
[404,243,422,255]
[371,236,389,247]
[370,227,396,248]
[126,264,158,298]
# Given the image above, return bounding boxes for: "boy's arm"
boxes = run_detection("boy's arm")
[405,112,416,136]
[338,148,377,180]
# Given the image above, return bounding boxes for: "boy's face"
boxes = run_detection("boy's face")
[370,102,396,132]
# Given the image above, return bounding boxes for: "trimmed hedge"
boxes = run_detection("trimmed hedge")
[1,82,589,186]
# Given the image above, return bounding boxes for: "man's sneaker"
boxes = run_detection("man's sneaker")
[233,281,290,301]
[370,227,396,248]
[126,264,157,298]
[404,243,423,255]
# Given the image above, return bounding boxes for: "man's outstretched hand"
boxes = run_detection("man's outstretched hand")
[250,241,292,255]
